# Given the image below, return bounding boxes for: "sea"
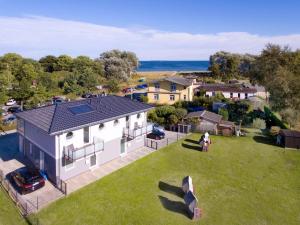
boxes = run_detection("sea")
[137,61,210,72]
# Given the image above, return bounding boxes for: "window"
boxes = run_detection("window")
[114,119,119,126]
[154,83,160,90]
[126,116,129,121]
[84,127,89,143]
[245,93,248,99]
[238,93,240,98]
[170,83,176,92]
[99,123,104,130]
[154,94,159,100]
[183,95,187,101]
[66,132,73,139]
[230,93,233,98]
[170,95,175,101]
[137,113,141,119]
[212,91,216,96]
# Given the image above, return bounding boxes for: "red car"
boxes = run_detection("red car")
[9,167,45,194]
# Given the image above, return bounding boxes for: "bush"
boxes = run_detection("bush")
[140,95,148,103]
[218,108,229,120]
[252,118,266,129]
[270,126,281,136]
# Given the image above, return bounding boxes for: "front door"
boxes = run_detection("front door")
[120,138,126,155]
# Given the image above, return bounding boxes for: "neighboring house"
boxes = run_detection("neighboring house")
[278,129,300,149]
[195,84,257,100]
[16,96,154,184]
[147,77,195,104]
[184,110,235,135]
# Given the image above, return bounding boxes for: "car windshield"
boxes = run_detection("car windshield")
[18,169,41,184]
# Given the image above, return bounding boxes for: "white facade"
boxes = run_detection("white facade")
[206,91,255,100]
[19,111,150,182]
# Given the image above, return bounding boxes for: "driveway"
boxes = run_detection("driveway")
[0,133,64,213]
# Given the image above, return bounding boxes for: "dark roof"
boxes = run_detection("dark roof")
[152,76,193,86]
[280,129,300,138]
[185,110,222,124]
[16,95,154,135]
[219,120,235,128]
[196,84,257,93]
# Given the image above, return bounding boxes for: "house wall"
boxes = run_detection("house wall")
[148,80,194,104]
[21,121,56,158]
[206,91,255,99]
[57,112,148,181]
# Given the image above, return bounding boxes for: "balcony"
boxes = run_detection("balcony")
[63,138,104,162]
[123,123,153,139]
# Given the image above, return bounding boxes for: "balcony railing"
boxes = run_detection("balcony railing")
[123,123,153,139]
[63,138,104,162]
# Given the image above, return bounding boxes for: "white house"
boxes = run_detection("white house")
[195,84,257,100]
[16,96,153,184]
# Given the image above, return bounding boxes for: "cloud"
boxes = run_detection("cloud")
[0,16,299,60]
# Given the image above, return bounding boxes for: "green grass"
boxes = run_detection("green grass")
[0,187,26,225]
[31,132,300,224]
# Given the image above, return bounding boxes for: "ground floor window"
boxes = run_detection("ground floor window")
[183,95,187,101]
[154,94,159,100]
[170,95,175,101]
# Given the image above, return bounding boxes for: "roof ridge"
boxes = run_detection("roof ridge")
[48,104,58,134]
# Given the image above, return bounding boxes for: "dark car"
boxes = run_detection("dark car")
[9,167,45,194]
[147,129,165,140]
[2,116,16,125]
[7,106,22,114]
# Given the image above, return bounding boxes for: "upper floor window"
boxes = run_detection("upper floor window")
[230,93,233,98]
[66,132,74,139]
[126,116,130,121]
[238,93,241,98]
[114,119,119,126]
[137,113,141,119]
[245,93,248,99]
[99,123,104,130]
[154,94,159,100]
[170,95,175,101]
[170,83,176,92]
[154,83,160,90]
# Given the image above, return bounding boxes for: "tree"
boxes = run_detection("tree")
[39,55,58,72]
[218,108,229,120]
[174,108,187,121]
[99,50,139,82]
[55,55,73,71]
[140,95,148,103]
[280,108,300,128]
[77,68,98,90]
[107,79,120,93]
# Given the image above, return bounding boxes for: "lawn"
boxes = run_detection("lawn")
[32,131,300,225]
[0,187,26,225]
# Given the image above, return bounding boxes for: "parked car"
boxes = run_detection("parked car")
[152,123,165,133]
[9,167,45,194]
[7,106,22,114]
[2,115,16,125]
[52,97,65,104]
[122,87,135,93]
[6,99,16,106]
[147,131,165,140]
[135,84,148,90]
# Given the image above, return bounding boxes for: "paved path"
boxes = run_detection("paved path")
[66,147,156,194]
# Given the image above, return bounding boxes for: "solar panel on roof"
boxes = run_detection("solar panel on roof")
[68,104,94,115]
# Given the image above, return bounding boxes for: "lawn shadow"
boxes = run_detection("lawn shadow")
[158,181,184,198]
[252,135,278,147]
[182,143,200,151]
[158,196,190,219]
[184,139,199,145]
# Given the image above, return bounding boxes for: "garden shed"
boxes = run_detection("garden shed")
[278,129,300,149]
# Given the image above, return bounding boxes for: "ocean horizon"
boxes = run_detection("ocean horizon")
[137,60,210,72]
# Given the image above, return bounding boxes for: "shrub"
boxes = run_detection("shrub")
[270,126,281,136]
[252,118,266,129]
[218,108,229,120]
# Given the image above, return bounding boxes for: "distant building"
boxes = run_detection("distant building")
[195,84,257,100]
[184,110,235,136]
[147,77,195,104]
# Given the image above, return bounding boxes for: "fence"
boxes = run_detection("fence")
[144,131,189,150]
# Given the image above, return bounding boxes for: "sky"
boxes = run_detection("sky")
[0,0,300,60]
